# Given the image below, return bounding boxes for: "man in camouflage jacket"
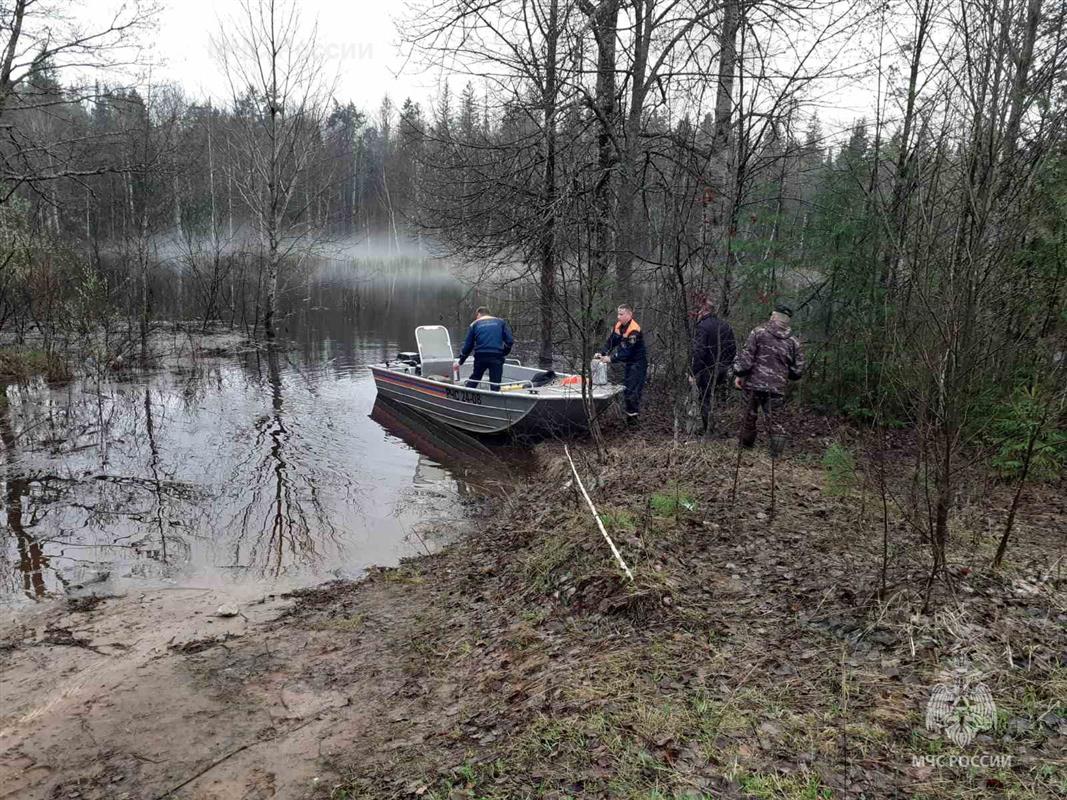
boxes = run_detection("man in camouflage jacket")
[732,304,805,449]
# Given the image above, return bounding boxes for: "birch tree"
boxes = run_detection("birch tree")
[214,0,333,340]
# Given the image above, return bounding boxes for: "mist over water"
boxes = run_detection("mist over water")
[0,255,527,607]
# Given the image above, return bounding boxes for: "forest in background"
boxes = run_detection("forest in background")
[0,0,1064,578]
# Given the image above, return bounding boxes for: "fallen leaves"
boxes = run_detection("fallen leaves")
[289,435,1064,799]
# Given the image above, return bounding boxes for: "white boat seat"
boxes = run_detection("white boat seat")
[415,325,455,379]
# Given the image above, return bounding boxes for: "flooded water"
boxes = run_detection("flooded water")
[1,258,530,606]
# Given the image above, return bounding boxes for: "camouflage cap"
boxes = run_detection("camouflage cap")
[774,302,794,317]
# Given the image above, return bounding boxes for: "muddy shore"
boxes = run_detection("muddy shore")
[1,432,1064,800]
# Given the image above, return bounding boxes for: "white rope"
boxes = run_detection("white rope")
[563,444,634,582]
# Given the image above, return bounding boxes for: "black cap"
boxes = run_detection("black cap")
[774,302,793,317]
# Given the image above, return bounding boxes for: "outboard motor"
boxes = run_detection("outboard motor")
[396,351,421,374]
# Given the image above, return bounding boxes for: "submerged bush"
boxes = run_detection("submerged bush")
[0,348,72,382]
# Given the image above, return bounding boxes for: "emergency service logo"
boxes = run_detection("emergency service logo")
[924,661,996,747]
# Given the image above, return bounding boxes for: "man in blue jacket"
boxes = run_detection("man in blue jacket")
[597,303,647,422]
[459,307,514,391]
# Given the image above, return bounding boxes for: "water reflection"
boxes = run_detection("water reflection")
[142,385,182,565]
[1,391,52,599]
[1,259,524,605]
[370,397,530,496]
[225,346,340,577]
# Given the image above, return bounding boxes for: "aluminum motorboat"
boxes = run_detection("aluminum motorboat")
[370,326,622,435]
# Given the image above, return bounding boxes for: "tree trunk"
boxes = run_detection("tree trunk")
[0,0,28,118]
[589,0,620,295]
[883,0,932,290]
[711,0,738,314]
[616,0,652,299]
[264,246,279,340]
[264,0,282,342]
[538,0,560,370]
[1003,0,1043,158]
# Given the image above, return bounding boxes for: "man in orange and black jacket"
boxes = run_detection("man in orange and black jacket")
[596,303,647,421]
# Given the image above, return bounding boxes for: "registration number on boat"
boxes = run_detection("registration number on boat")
[445,387,483,405]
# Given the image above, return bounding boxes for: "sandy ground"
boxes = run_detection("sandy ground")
[0,325,494,800]
[0,580,414,800]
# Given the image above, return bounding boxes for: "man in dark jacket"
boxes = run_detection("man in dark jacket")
[459,307,514,391]
[733,304,805,449]
[596,303,647,421]
[689,298,736,434]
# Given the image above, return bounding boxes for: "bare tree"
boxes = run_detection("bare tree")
[0,0,157,203]
[578,0,620,301]
[874,0,1067,602]
[404,0,586,368]
[213,0,334,340]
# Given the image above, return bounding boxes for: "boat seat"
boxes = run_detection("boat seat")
[415,325,455,380]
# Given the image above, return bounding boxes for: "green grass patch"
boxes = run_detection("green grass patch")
[736,771,833,800]
[520,512,616,596]
[522,531,582,593]
[821,441,857,495]
[648,487,697,518]
[421,757,513,800]
[600,508,637,533]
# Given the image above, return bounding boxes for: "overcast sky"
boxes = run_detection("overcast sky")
[153,0,436,110]
[93,0,878,136]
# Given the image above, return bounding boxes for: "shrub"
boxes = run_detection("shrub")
[0,348,72,382]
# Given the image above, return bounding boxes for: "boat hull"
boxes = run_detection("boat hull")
[370,366,619,435]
